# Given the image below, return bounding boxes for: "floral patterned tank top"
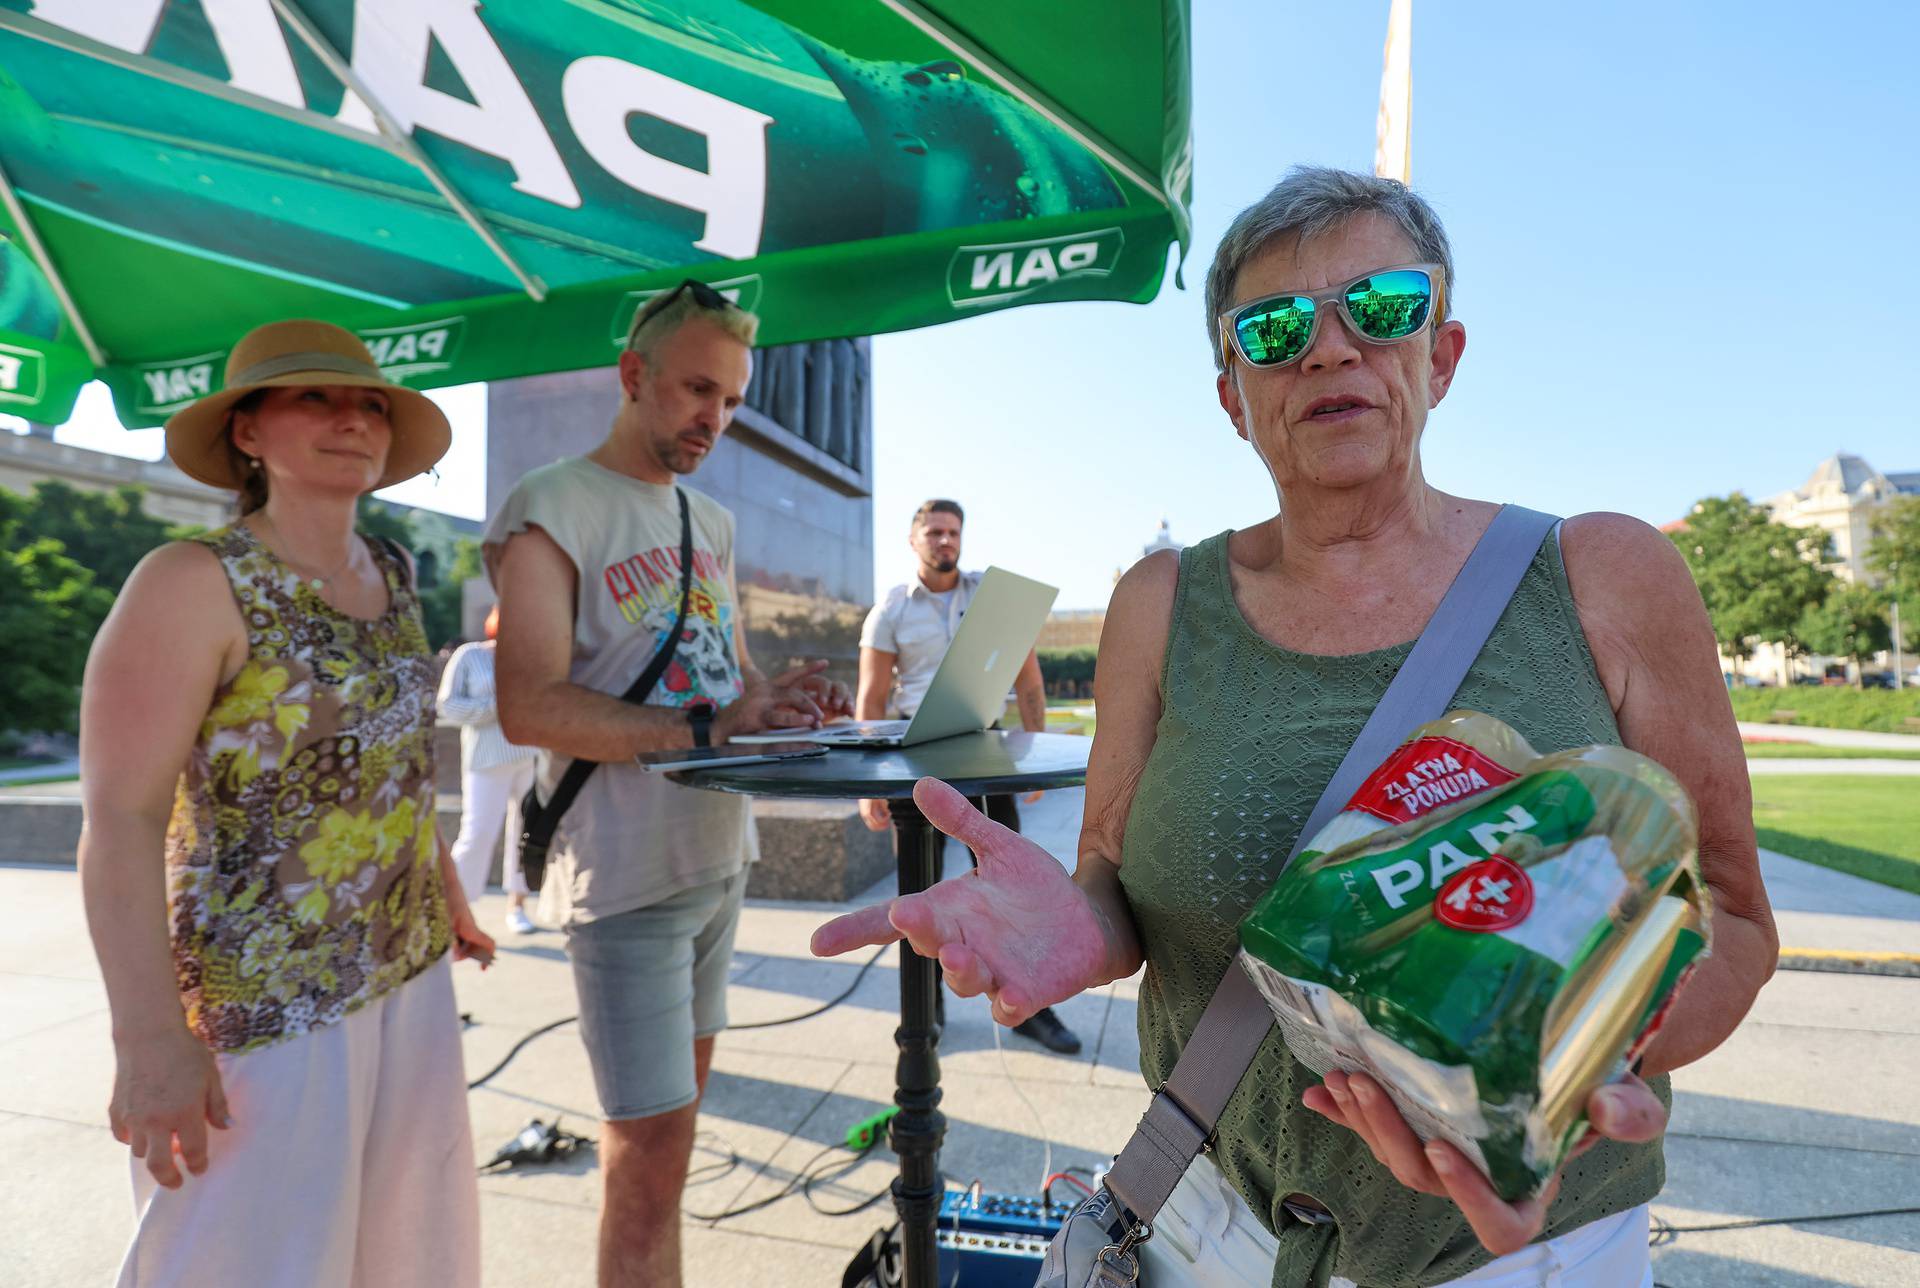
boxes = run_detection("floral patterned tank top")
[164,524,450,1054]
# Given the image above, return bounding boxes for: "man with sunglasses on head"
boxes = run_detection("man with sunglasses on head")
[487,281,852,1288]
[814,168,1774,1286]
[856,498,1082,1055]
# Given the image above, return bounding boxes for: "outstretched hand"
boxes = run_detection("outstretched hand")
[811,778,1108,1026]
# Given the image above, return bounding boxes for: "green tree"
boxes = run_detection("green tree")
[1670,493,1836,676]
[0,491,114,734]
[11,481,192,594]
[419,537,483,649]
[1796,583,1893,686]
[1866,495,1920,650]
[355,496,417,550]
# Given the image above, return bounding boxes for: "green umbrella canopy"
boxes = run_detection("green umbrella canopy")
[0,0,1192,428]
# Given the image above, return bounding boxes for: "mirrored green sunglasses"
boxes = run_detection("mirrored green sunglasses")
[1219,264,1444,368]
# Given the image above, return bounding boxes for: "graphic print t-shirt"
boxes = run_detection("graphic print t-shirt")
[484,457,756,924]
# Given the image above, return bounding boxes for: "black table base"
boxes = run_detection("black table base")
[887,796,947,1288]
[667,733,1091,1288]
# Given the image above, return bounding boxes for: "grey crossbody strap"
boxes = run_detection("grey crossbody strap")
[1102,504,1561,1224]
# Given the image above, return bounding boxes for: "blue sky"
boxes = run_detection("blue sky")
[23,1,1919,609]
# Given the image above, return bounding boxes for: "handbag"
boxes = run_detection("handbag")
[1036,505,1559,1288]
[515,486,694,892]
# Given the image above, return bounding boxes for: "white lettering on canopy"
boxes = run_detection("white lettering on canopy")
[33,0,304,107]
[0,354,21,392]
[562,56,772,259]
[335,0,582,209]
[33,0,781,246]
[27,0,167,53]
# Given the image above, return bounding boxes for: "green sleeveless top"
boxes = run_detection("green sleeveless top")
[164,525,451,1055]
[1117,529,1669,1288]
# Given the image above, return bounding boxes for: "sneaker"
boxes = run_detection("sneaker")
[505,906,536,935]
[1012,1006,1082,1056]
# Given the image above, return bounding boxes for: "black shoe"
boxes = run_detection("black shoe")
[1012,1007,1082,1055]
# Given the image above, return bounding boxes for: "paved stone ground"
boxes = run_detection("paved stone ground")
[3,790,1915,1286]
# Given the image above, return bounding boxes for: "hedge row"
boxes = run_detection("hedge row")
[1729,686,1920,733]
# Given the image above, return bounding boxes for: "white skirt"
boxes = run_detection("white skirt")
[116,959,480,1288]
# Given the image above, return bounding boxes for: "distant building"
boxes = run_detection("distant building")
[1110,517,1186,589]
[1142,518,1184,560]
[1,427,229,529]
[1037,608,1104,651]
[1701,453,1918,685]
[1765,453,1920,585]
[1,424,478,557]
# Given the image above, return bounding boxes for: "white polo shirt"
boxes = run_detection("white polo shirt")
[859,569,985,718]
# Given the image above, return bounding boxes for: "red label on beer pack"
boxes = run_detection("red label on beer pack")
[1347,736,1521,826]
[1434,856,1534,932]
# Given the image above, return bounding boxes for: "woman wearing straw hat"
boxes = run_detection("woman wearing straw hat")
[77,320,493,1287]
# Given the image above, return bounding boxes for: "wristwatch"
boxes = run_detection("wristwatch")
[685,702,716,748]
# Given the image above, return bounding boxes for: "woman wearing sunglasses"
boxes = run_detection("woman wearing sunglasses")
[814,167,1774,1286]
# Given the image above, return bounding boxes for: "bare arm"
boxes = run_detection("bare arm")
[495,526,827,754]
[81,544,239,1040]
[435,645,493,726]
[1070,550,1180,985]
[493,525,700,757]
[1563,512,1778,1075]
[78,541,242,1186]
[1014,649,1047,732]
[856,646,896,721]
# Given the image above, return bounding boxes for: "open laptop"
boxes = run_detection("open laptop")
[731,566,1058,748]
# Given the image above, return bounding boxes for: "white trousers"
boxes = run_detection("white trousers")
[1144,1157,1651,1288]
[450,757,537,903]
[116,960,480,1288]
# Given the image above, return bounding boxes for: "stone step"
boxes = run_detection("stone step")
[0,794,893,903]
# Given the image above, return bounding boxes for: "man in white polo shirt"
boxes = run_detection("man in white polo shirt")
[856,498,1081,1055]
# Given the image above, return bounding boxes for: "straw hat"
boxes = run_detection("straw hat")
[164,319,451,490]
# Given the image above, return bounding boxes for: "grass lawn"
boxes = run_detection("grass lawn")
[0,772,78,789]
[1744,743,1920,761]
[1749,774,1920,896]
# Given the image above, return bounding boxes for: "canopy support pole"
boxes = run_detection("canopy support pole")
[0,11,417,157]
[0,156,107,366]
[875,0,1175,212]
[269,0,549,303]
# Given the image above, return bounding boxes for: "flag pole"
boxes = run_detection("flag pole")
[1375,0,1413,183]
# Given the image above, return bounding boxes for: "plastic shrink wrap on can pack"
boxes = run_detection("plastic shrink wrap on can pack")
[1237,712,1711,1201]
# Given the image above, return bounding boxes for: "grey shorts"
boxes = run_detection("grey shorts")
[565,871,747,1120]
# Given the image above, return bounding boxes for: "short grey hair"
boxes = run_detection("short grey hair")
[1204,166,1454,370]
[624,288,759,365]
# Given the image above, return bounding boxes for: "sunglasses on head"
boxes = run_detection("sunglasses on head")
[626,278,732,345]
[1219,263,1443,369]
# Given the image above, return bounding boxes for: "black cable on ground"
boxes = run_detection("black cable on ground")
[682,1137,888,1222]
[1649,1205,1920,1247]
[467,1015,578,1089]
[465,942,891,1089]
[724,943,890,1030]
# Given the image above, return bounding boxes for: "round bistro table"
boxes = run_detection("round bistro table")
[670,730,1091,1288]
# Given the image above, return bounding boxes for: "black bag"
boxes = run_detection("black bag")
[516,487,694,893]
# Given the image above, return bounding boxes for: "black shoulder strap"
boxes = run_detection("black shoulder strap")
[517,488,695,889]
[1102,504,1561,1225]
